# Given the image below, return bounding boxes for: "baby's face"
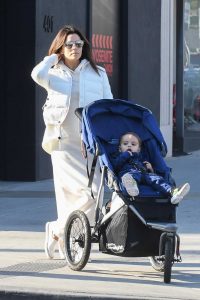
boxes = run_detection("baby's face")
[120,134,140,153]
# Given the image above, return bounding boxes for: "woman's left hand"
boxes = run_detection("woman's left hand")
[81,140,87,158]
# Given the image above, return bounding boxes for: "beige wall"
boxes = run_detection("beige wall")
[160,0,175,156]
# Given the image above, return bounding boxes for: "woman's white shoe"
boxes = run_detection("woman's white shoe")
[44,222,57,259]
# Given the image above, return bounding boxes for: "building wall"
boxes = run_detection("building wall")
[0,0,89,180]
[127,0,161,120]
[0,0,6,179]
[126,0,174,156]
[0,0,36,180]
[0,0,176,180]
[160,0,174,157]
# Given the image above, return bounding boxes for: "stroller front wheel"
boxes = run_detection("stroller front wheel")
[164,237,174,283]
[64,210,91,271]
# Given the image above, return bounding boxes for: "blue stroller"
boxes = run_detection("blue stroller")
[64,99,182,284]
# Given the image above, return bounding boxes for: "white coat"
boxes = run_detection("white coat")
[31,54,113,154]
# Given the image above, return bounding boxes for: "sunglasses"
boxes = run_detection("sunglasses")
[64,40,84,49]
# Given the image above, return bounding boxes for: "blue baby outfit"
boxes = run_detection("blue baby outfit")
[110,151,172,197]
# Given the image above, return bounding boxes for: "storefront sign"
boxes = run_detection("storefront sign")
[91,0,119,97]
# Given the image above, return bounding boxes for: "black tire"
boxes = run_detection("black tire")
[164,237,174,283]
[149,256,164,272]
[64,210,91,271]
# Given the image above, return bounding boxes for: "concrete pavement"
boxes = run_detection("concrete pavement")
[0,151,199,299]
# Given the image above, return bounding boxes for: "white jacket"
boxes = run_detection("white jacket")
[31,54,113,154]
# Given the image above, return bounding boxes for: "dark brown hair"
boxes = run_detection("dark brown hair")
[48,25,99,74]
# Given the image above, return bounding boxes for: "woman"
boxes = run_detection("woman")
[31,25,113,259]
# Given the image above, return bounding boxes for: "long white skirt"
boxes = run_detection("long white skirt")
[50,146,102,238]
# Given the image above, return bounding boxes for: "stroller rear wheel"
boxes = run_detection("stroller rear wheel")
[149,256,164,272]
[64,210,91,271]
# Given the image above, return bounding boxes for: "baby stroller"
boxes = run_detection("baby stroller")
[63,99,182,284]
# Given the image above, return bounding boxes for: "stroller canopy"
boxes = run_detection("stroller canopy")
[82,99,170,181]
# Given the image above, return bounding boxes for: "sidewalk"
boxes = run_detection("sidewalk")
[0,151,199,299]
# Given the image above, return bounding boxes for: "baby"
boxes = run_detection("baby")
[110,132,190,204]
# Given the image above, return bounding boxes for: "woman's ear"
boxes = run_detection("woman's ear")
[119,145,121,152]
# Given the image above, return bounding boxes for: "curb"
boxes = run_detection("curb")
[0,290,150,300]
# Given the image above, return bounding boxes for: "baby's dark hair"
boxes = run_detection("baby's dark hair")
[119,132,142,147]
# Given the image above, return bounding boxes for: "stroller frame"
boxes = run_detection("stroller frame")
[63,99,182,284]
